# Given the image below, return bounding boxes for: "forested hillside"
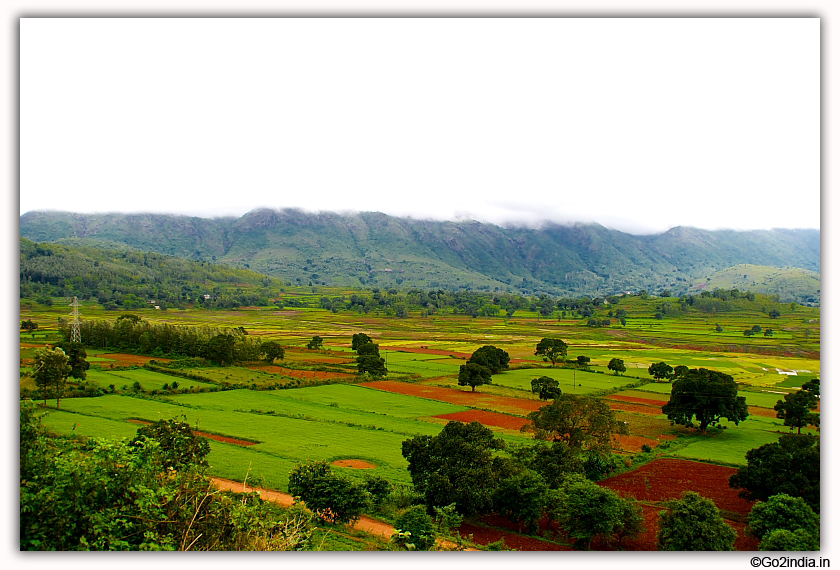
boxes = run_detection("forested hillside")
[19,237,280,309]
[20,209,820,302]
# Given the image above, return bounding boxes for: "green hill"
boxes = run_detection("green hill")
[20,209,820,300]
[691,264,820,305]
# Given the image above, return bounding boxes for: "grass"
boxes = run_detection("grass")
[86,368,217,390]
[492,367,638,395]
[22,298,819,489]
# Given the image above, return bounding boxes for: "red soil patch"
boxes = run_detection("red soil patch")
[613,434,664,453]
[332,459,377,469]
[433,410,529,431]
[102,353,171,366]
[126,419,256,447]
[19,342,48,348]
[387,346,472,359]
[599,458,754,516]
[608,401,664,416]
[361,380,545,416]
[247,365,354,381]
[608,394,669,408]
[458,522,573,551]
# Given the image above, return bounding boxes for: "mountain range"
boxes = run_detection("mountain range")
[19,209,821,302]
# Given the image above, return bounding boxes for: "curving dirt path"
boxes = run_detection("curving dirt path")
[209,477,475,550]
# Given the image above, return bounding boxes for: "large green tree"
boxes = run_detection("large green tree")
[457,362,492,392]
[647,362,674,381]
[774,379,820,433]
[56,341,90,381]
[656,491,737,551]
[661,368,748,434]
[534,338,568,367]
[523,394,628,452]
[357,354,387,377]
[747,494,819,547]
[530,376,561,400]
[729,434,820,513]
[351,333,373,351]
[260,340,285,363]
[401,421,508,516]
[760,529,820,551]
[467,345,510,374]
[551,475,643,549]
[607,358,626,375]
[32,347,71,408]
[492,470,548,533]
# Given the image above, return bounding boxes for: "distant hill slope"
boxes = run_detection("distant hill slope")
[19,237,283,309]
[692,264,820,305]
[20,209,820,301]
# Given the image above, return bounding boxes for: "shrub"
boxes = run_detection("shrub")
[393,506,437,550]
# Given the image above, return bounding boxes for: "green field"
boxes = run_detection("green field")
[86,368,218,390]
[23,295,819,492]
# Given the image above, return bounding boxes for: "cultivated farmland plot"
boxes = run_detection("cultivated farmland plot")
[22,295,820,551]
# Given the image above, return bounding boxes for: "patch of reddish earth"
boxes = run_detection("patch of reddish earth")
[458,522,573,551]
[126,419,256,447]
[608,394,670,408]
[361,380,544,416]
[608,401,665,416]
[247,365,354,381]
[98,353,171,366]
[598,458,754,516]
[613,434,665,453]
[332,459,377,469]
[387,346,472,359]
[433,410,530,431]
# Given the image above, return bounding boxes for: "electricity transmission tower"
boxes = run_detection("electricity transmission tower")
[70,296,81,343]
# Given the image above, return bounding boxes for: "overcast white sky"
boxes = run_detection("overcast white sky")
[20,17,819,234]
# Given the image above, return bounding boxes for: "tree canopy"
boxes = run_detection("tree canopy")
[458,362,492,392]
[747,494,819,545]
[661,368,748,434]
[287,461,369,524]
[402,421,508,516]
[607,358,626,375]
[32,346,71,408]
[522,394,628,452]
[130,417,211,471]
[467,345,510,374]
[351,333,373,351]
[20,401,313,551]
[534,338,568,367]
[656,491,737,551]
[530,376,561,400]
[550,474,644,549]
[774,380,820,433]
[357,354,387,377]
[729,434,820,513]
[648,362,673,381]
[260,340,285,363]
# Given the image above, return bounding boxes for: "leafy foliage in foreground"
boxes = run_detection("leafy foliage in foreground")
[402,421,508,516]
[287,461,370,524]
[20,401,314,551]
[656,491,737,551]
[729,434,820,513]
